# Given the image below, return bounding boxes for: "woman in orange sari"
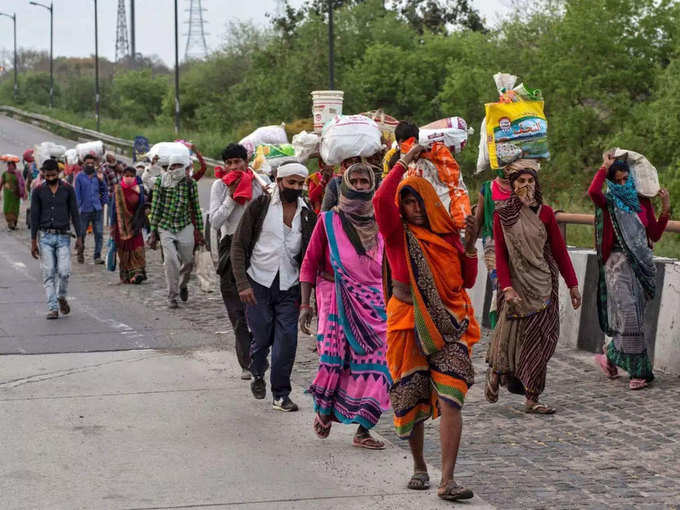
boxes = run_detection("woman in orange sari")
[374,144,480,502]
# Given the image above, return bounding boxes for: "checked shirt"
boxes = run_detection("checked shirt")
[149,177,203,233]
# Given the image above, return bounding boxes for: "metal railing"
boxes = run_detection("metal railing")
[555,212,680,237]
[0,104,133,156]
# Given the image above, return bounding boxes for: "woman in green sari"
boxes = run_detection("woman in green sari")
[0,156,26,230]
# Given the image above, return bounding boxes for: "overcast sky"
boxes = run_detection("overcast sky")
[0,0,512,65]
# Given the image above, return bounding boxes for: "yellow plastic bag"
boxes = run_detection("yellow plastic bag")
[485,101,549,169]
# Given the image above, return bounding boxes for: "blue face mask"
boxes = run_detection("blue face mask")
[607,177,641,213]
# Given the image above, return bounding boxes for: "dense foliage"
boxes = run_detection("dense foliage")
[0,0,678,255]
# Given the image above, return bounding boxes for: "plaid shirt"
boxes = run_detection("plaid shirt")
[149,177,203,233]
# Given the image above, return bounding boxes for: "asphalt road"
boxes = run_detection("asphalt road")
[0,113,215,207]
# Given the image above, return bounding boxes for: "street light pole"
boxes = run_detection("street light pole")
[94,0,100,131]
[328,0,334,90]
[0,12,17,99]
[29,1,54,108]
[174,0,180,134]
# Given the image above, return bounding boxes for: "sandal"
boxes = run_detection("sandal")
[313,415,331,439]
[437,480,474,501]
[629,379,648,391]
[595,354,620,379]
[485,368,499,403]
[525,402,556,414]
[352,432,385,450]
[407,471,430,490]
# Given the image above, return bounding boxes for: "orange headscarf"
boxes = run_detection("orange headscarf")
[395,176,479,355]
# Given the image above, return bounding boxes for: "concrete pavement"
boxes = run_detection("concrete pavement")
[0,349,492,509]
[0,225,492,509]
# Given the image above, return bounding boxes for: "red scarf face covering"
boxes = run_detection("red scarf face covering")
[222,169,254,204]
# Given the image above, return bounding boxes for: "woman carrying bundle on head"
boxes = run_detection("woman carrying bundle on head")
[299,162,391,450]
[374,144,480,502]
[485,160,581,414]
[590,152,671,390]
[0,155,26,230]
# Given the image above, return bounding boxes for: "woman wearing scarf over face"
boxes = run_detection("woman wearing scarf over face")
[110,166,147,284]
[299,163,391,450]
[0,156,27,230]
[374,144,480,502]
[486,161,581,413]
[590,153,671,390]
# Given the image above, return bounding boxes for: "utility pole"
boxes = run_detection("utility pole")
[0,11,17,99]
[29,1,53,108]
[94,0,100,131]
[328,0,334,89]
[130,0,136,64]
[174,0,180,134]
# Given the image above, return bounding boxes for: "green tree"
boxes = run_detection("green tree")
[112,70,168,124]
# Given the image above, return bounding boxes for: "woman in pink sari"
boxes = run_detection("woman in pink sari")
[300,163,391,449]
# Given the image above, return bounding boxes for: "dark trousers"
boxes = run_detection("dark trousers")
[80,209,103,259]
[220,274,252,370]
[246,275,300,400]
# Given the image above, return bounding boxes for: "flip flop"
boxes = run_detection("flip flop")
[629,379,648,390]
[438,480,474,501]
[525,402,556,414]
[313,415,331,439]
[485,368,499,403]
[407,471,430,490]
[352,433,385,450]
[595,354,620,379]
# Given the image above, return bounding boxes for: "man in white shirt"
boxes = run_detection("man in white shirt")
[230,162,316,412]
[209,143,264,380]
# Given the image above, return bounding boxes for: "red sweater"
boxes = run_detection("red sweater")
[493,205,578,290]
[588,166,669,263]
[373,161,477,288]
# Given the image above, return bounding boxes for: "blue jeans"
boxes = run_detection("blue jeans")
[80,209,103,259]
[246,275,300,399]
[39,232,72,311]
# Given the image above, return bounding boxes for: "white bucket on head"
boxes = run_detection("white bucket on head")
[311,90,344,133]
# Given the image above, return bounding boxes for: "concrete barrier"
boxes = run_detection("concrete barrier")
[469,247,680,375]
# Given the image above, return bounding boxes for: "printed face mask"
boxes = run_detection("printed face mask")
[514,182,535,204]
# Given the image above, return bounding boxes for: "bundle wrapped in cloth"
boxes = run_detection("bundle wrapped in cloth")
[401,137,471,229]
[76,140,104,161]
[612,148,660,198]
[320,115,382,166]
[34,142,67,167]
[477,73,549,172]
[419,116,473,154]
[239,124,288,158]
[146,142,191,167]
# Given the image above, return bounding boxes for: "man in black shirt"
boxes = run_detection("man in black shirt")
[30,159,83,319]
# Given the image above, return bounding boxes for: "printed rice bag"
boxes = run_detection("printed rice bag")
[485,100,549,169]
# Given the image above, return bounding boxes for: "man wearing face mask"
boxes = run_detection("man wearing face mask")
[30,159,83,319]
[148,153,204,309]
[209,143,265,380]
[74,153,108,264]
[230,162,316,412]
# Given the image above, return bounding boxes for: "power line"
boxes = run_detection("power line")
[184,0,209,61]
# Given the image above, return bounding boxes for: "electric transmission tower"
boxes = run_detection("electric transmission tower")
[184,0,209,61]
[115,0,130,62]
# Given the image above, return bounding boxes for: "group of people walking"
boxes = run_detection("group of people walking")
[3,119,673,502]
